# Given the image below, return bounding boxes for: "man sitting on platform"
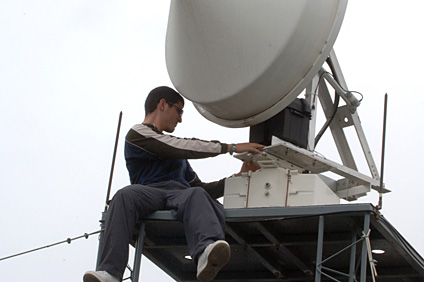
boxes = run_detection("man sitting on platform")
[83,86,264,282]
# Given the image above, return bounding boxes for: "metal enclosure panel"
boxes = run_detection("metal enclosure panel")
[224,169,340,208]
[247,167,289,208]
[288,173,340,206]
[224,176,249,208]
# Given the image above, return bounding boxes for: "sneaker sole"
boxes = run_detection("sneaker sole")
[83,273,102,282]
[197,241,231,282]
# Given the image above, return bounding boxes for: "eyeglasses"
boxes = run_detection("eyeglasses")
[167,102,184,117]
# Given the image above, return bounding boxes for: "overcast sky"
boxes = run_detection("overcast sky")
[1,1,423,282]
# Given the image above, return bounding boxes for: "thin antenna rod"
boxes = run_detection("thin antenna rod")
[104,111,123,212]
[377,94,388,210]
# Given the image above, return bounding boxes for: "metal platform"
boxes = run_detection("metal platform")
[133,204,424,281]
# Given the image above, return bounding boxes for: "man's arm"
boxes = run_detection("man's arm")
[127,123,265,160]
[189,173,225,199]
[188,161,261,200]
[126,124,228,160]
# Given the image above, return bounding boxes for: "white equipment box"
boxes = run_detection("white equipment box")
[224,167,340,209]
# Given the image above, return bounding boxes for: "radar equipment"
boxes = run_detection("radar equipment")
[223,50,389,206]
[165,0,387,204]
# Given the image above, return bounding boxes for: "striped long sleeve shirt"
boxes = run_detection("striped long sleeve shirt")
[124,123,228,196]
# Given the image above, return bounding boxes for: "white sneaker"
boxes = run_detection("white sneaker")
[196,240,231,282]
[83,270,120,282]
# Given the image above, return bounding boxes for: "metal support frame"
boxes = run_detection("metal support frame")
[315,216,324,282]
[318,49,380,180]
[298,49,383,200]
[131,207,379,282]
[95,212,107,270]
[314,212,373,282]
[349,232,357,282]
[360,213,370,282]
[328,50,379,180]
[254,222,314,277]
[225,224,285,279]
[132,222,146,282]
[305,72,320,151]
[315,75,357,171]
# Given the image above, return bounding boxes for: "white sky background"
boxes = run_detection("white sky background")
[1,1,423,281]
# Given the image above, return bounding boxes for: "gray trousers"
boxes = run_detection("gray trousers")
[97,181,226,279]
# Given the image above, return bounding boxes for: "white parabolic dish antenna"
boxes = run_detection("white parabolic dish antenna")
[166,0,348,127]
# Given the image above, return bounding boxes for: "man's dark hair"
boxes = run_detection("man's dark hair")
[144,86,184,115]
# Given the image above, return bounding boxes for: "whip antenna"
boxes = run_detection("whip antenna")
[104,111,123,212]
[377,94,388,210]
[96,111,123,269]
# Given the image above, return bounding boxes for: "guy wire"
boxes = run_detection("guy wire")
[0,229,103,262]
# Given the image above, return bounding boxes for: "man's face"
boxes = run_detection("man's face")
[163,101,183,133]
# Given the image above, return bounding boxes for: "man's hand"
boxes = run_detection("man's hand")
[228,142,265,155]
[233,161,261,177]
